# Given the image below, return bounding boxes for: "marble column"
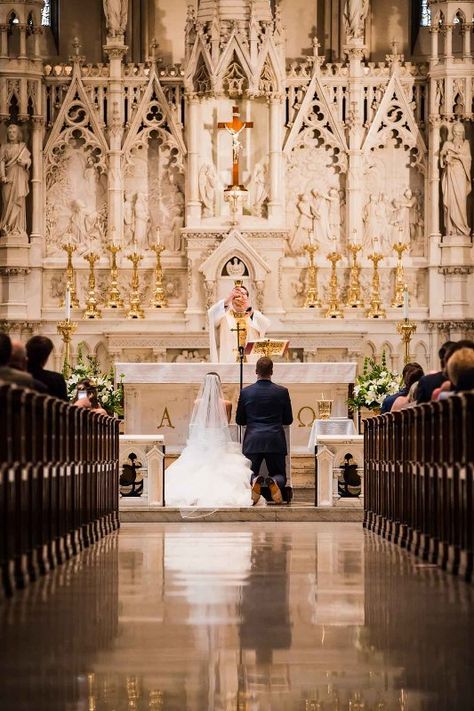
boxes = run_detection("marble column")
[28,116,45,320]
[185,94,201,226]
[104,38,127,241]
[346,47,365,245]
[267,95,284,226]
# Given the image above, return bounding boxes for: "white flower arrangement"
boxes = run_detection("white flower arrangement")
[67,348,124,416]
[348,354,400,411]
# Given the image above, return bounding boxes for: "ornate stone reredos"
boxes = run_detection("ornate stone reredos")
[0,0,43,26]
[199,228,271,283]
[197,0,272,24]
[428,1,473,25]
[184,0,285,98]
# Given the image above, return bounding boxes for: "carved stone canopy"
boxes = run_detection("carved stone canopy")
[198,228,271,284]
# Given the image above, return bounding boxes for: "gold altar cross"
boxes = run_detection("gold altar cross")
[217,106,253,188]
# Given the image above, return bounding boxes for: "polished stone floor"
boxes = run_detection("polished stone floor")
[1,523,474,711]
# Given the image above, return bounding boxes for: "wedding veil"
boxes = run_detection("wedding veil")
[187,372,231,447]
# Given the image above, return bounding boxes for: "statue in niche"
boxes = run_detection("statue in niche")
[0,124,31,240]
[123,192,135,246]
[103,0,128,36]
[344,0,369,41]
[440,122,472,237]
[166,190,184,252]
[249,162,268,217]
[392,188,423,250]
[311,188,331,249]
[133,193,150,250]
[363,193,390,252]
[289,194,313,254]
[199,163,219,218]
[435,80,444,113]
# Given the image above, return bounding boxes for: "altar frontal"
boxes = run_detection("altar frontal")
[118,362,357,454]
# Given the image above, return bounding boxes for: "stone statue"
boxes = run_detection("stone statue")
[199,163,218,218]
[123,192,135,246]
[250,162,268,217]
[440,122,472,237]
[344,0,369,41]
[103,0,128,37]
[0,124,31,240]
[133,193,150,249]
[289,194,313,254]
[311,188,331,248]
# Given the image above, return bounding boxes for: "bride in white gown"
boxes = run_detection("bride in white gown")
[165,372,255,507]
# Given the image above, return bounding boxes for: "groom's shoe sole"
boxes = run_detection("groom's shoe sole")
[251,476,265,505]
[268,479,283,504]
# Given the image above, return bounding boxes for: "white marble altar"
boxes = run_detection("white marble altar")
[1,0,473,380]
[118,362,357,454]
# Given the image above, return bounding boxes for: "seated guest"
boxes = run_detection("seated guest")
[26,335,68,401]
[416,341,454,403]
[73,379,108,416]
[447,348,474,394]
[381,361,422,413]
[10,339,47,393]
[432,340,474,400]
[391,366,424,412]
[0,332,35,388]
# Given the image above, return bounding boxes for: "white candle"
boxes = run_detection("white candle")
[352,229,359,244]
[65,285,71,321]
[156,227,161,245]
[403,288,409,320]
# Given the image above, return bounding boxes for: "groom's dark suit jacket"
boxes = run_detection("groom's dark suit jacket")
[236,379,293,455]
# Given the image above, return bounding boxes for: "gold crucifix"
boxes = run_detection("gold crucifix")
[217,106,253,189]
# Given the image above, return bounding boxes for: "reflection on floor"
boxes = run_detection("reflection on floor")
[1,523,474,710]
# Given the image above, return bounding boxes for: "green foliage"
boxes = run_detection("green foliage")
[348,355,400,411]
[67,346,124,416]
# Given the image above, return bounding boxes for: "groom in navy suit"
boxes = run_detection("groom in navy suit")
[236,357,293,505]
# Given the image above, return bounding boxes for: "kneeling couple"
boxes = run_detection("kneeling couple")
[165,357,293,508]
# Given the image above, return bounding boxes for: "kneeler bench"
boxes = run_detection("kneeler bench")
[119,435,165,508]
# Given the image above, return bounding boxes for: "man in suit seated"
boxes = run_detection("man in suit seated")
[0,332,35,388]
[236,356,293,505]
[26,335,68,401]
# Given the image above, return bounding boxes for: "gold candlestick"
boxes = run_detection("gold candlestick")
[397,318,417,364]
[61,242,80,309]
[126,251,144,319]
[391,240,409,308]
[346,242,364,308]
[83,252,102,319]
[325,251,344,318]
[304,243,321,308]
[56,318,77,378]
[150,244,168,308]
[105,243,123,308]
[366,252,386,319]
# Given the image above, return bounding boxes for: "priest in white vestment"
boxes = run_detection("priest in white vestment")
[208,285,270,363]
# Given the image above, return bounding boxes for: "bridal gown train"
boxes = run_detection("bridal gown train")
[165,373,255,508]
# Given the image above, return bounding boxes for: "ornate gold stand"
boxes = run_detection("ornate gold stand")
[304,243,321,308]
[397,318,417,364]
[105,243,123,309]
[346,242,364,308]
[126,251,144,319]
[325,251,344,318]
[391,240,409,308]
[366,252,386,319]
[150,244,168,308]
[83,252,102,319]
[56,318,77,378]
[61,242,80,309]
